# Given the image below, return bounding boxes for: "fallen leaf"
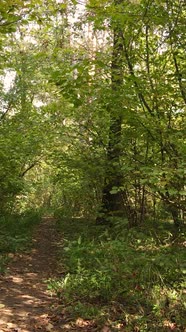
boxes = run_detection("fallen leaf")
[0,304,5,309]
[76,317,90,327]
[76,318,84,327]
[7,323,17,329]
[45,323,54,331]
[102,326,112,332]
[63,324,71,329]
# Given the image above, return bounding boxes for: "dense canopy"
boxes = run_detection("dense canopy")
[0,0,185,226]
[0,1,185,330]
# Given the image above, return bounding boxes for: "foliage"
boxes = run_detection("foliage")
[0,0,185,329]
[0,0,185,224]
[48,217,186,331]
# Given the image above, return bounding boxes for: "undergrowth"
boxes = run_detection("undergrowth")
[0,210,41,273]
[48,218,186,331]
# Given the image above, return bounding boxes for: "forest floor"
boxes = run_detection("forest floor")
[0,216,185,332]
[0,217,62,332]
[0,217,109,332]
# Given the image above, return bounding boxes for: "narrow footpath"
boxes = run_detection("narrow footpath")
[0,217,59,332]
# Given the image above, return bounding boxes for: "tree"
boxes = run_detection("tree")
[96,0,129,223]
[85,0,185,225]
[0,0,184,225]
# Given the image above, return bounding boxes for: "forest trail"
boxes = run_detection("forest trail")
[0,217,59,332]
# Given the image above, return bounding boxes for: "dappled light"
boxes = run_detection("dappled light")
[0,0,185,331]
[0,219,59,332]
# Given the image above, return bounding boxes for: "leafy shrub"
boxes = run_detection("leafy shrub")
[49,218,186,330]
[59,236,185,302]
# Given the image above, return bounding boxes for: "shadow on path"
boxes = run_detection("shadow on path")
[0,217,59,332]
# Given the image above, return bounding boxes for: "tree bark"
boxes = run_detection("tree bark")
[97,0,125,223]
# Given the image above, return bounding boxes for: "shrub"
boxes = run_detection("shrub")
[49,218,186,330]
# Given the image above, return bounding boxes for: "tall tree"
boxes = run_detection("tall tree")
[97,0,127,222]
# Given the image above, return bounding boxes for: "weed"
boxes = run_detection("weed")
[50,218,186,331]
[0,210,41,272]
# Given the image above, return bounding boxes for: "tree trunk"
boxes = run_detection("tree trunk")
[97,1,126,223]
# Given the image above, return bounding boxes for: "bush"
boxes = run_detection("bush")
[58,236,185,302]
[48,218,186,330]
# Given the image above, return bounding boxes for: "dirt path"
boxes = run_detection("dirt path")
[0,217,59,332]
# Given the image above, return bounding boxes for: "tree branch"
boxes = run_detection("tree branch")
[20,159,42,177]
[122,34,154,117]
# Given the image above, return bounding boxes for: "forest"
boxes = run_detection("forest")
[0,0,185,331]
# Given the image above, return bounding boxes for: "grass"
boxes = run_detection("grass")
[48,217,186,331]
[0,210,41,273]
